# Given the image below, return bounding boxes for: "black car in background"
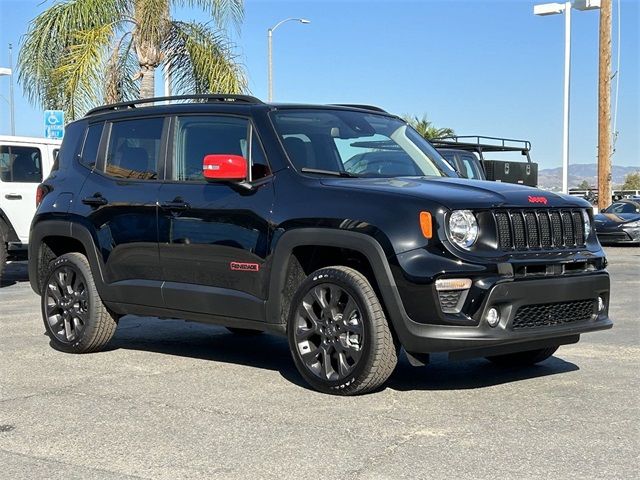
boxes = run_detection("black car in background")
[594,200,640,245]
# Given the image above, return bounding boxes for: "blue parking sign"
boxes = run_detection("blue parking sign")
[44,110,65,139]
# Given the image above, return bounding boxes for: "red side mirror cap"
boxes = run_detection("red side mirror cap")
[203,154,247,181]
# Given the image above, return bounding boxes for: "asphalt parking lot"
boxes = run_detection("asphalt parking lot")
[0,247,638,480]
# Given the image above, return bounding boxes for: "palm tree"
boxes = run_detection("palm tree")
[18,0,246,120]
[404,115,455,140]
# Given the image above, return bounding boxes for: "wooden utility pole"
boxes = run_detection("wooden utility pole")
[597,0,612,211]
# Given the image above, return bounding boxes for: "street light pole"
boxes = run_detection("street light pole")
[534,0,601,195]
[562,2,571,196]
[8,44,15,136]
[267,18,310,102]
[268,28,273,102]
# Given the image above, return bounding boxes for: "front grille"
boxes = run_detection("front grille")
[512,299,595,330]
[493,209,586,251]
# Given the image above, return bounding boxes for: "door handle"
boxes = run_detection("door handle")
[82,194,108,207]
[159,200,190,211]
[4,194,22,200]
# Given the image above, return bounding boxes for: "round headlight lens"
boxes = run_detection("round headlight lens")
[582,210,591,238]
[448,210,479,249]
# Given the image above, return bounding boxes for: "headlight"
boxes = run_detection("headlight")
[448,210,479,249]
[582,210,592,238]
[625,220,640,228]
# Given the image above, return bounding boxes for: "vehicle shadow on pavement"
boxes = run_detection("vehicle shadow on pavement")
[386,354,579,391]
[108,316,579,393]
[107,316,309,389]
[0,261,29,288]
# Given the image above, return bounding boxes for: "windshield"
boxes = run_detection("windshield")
[604,202,640,214]
[271,109,457,178]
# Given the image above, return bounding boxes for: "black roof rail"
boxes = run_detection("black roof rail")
[86,94,263,116]
[331,103,388,113]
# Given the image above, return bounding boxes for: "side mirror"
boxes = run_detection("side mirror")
[203,154,247,182]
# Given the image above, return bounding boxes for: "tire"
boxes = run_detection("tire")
[0,223,7,285]
[41,252,118,353]
[225,327,263,336]
[486,346,558,367]
[287,266,398,395]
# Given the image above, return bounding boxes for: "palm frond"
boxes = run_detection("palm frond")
[164,20,247,95]
[404,114,455,140]
[17,0,128,116]
[171,0,244,28]
[104,34,140,104]
[52,22,115,118]
[134,0,170,51]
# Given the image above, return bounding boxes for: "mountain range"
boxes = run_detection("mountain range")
[537,163,639,191]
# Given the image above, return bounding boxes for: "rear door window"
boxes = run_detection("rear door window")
[105,117,163,180]
[0,145,43,183]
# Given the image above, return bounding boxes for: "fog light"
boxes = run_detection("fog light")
[485,308,500,327]
[598,296,605,313]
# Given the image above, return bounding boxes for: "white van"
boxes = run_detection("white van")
[0,135,61,281]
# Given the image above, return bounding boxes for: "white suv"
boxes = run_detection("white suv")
[0,135,60,281]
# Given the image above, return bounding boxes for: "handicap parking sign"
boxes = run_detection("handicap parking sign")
[44,110,65,139]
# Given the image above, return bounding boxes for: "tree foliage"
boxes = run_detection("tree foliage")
[18,0,246,120]
[622,172,640,190]
[403,114,455,140]
[577,180,592,190]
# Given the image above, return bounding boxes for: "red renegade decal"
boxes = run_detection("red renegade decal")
[230,262,260,272]
[528,195,548,205]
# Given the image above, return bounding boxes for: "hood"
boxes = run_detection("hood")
[320,176,587,210]
[594,212,640,226]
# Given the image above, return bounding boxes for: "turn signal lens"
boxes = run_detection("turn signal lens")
[419,211,433,239]
[435,278,472,291]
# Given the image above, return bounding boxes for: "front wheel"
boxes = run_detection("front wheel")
[287,266,398,395]
[41,252,118,353]
[486,346,558,367]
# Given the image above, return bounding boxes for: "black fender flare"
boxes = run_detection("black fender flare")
[28,219,108,296]
[265,228,410,335]
[0,208,20,243]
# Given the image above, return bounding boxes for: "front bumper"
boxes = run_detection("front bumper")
[596,229,640,244]
[394,272,612,356]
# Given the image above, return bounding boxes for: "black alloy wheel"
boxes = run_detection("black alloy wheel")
[288,266,397,395]
[293,283,365,381]
[41,253,118,353]
[44,265,89,343]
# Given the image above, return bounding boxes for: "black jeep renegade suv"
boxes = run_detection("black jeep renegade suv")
[29,95,612,395]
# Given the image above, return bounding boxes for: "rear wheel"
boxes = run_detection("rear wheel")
[486,347,558,367]
[41,252,118,353]
[288,266,398,395]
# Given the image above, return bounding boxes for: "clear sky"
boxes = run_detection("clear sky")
[0,0,638,169]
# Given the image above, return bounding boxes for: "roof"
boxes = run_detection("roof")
[0,135,62,145]
[83,94,392,119]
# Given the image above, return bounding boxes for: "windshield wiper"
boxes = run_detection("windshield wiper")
[300,167,358,178]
